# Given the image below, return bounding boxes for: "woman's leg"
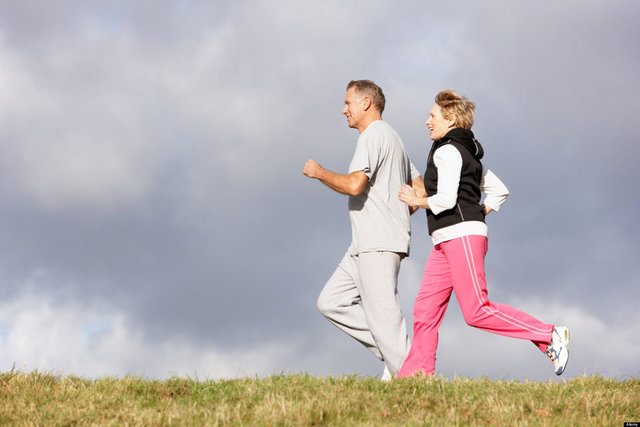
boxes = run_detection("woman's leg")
[443,235,553,350]
[398,245,454,377]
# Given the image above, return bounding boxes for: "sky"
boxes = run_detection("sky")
[0,0,638,382]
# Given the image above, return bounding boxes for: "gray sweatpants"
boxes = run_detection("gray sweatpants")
[317,251,411,375]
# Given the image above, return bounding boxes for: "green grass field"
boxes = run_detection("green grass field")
[1,371,638,425]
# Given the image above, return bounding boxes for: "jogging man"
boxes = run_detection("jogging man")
[303,80,424,378]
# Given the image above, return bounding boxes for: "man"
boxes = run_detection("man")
[303,80,424,378]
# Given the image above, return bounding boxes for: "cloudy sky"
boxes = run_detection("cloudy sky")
[0,1,638,382]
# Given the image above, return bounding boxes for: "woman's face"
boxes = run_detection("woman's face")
[426,103,455,141]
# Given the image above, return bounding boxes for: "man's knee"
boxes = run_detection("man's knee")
[316,291,334,317]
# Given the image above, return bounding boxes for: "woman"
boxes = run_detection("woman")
[397,89,569,377]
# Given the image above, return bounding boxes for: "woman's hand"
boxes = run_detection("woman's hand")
[398,184,427,208]
[482,204,493,215]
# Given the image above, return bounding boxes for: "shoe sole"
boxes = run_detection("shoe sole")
[554,327,570,375]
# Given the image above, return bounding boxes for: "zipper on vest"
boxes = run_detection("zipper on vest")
[457,203,465,221]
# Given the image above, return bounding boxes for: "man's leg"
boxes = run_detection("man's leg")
[356,251,410,375]
[317,252,382,360]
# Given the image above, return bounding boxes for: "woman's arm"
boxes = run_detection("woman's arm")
[481,168,509,214]
[426,145,463,214]
[398,145,463,211]
[398,183,429,209]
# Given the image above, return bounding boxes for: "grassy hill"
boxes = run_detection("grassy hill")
[1,371,638,425]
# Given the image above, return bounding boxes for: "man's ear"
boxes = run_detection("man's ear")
[361,96,372,111]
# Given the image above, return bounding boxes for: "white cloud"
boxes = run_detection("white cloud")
[0,290,291,379]
[3,254,629,382]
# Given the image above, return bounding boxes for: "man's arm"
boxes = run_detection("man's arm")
[303,159,368,196]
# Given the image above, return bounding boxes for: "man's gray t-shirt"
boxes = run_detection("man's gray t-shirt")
[347,120,420,256]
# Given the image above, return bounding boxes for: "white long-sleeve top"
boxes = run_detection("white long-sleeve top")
[427,144,509,245]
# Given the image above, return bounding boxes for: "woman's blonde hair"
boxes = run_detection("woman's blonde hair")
[435,89,475,129]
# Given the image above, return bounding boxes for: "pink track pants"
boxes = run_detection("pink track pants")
[398,235,553,377]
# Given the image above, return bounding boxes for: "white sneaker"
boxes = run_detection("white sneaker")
[381,365,392,382]
[545,326,570,375]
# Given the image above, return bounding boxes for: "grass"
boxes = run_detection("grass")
[0,370,638,425]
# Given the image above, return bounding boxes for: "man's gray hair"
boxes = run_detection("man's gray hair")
[346,80,386,114]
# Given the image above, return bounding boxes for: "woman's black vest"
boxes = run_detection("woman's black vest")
[425,128,485,235]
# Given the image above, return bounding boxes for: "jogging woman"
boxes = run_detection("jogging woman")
[397,89,569,377]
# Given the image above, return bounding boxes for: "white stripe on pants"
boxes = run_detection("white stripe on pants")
[316,251,410,375]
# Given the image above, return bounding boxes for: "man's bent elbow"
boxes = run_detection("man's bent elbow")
[347,173,368,196]
[347,185,365,196]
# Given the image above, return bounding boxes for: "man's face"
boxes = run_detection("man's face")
[426,104,454,141]
[342,87,365,130]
